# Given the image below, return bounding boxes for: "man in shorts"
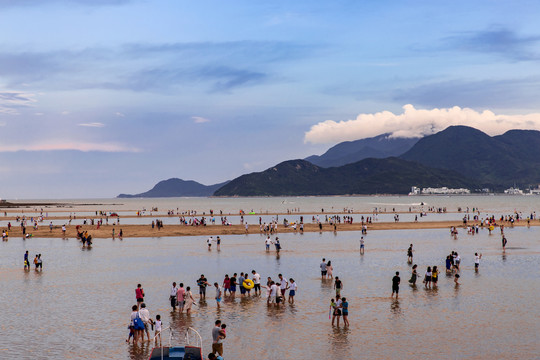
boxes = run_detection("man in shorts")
[391,271,400,299]
[320,258,327,279]
[474,252,482,271]
[252,270,261,296]
[197,274,208,300]
[214,282,222,308]
[211,320,223,356]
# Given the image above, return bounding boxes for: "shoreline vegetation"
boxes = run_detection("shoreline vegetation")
[9,220,536,239]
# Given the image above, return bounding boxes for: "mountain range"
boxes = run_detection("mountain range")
[214,157,474,196]
[117,125,540,197]
[305,133,419,168]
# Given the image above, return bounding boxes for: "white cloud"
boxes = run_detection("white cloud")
[61,111,69,115]
[192,116,210,123]
[115,112,125,117]
[0,141,139,153]
[304,104,540,144]
[78,122,105,128]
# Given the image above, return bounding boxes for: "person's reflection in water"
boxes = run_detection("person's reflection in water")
[502,253,507,262]
[390,299,402,315]
[328,326,352,359]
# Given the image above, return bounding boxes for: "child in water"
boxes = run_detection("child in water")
[154,315,162,344]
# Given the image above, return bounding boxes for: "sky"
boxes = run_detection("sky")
[2,0,540,198]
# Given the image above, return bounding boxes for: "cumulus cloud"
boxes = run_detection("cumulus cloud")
[304,104,540,144]
[0,141,139,152]
[78,122,105,127]
[192,116,210,124]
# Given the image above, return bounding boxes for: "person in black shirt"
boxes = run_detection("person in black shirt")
[391,272,400,299]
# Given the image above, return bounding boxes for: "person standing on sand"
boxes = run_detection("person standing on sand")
[24,251,29,270]
[407,244,413,262]
[216,236,221,251]
[320,258,327,279]
[265,236,271,251]
[502,236,508,251]
[360,237,365,254]
[391,272,400,299]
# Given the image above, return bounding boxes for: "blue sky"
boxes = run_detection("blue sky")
[2,0,540,198]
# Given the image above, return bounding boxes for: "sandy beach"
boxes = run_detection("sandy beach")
[8,219,534,239]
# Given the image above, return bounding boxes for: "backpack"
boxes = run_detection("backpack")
[133,312,145,330]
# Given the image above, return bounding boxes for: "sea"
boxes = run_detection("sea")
[0,195,539,359]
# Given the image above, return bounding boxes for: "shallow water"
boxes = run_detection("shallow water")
[0,226,539,359]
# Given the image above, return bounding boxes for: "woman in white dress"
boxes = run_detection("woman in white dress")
[184,286,195,314]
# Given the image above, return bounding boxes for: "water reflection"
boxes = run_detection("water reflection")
[0,227,539,360]
[390,299,402,316]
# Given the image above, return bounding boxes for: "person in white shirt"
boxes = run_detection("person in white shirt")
[265,236,271,251]
[268,281,278,306]
[214,282,222,308]
[251,270,261,295]
[154,314,162,344]
[474,252,482,272]
[138,303,152,342]
[278,274,289,298]
[207,236,213,250]
[170,282,178,310]
[288,278,297,304]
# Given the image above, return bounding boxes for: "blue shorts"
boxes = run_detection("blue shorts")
[230,285,236,292]
[289,290,295,296]
[216,297,221,302]
[360,244,364,248]
[240,287,246,294]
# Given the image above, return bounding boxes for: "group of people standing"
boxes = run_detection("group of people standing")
[320,258,349,327]
[23,250,42,270]
[128,284,162,345]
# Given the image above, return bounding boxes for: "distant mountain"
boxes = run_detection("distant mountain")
[400,125,540,188]
[213,158,475,196]
[305,133,420,168]
[118,178,229,198]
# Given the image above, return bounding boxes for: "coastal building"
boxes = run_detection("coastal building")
[420,187,470,195]
[409,186,470,195]
[504,187,523,195]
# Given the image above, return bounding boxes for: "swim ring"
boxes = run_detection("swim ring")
[243,278,254,290]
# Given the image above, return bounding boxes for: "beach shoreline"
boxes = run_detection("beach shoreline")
[9,220,533,239]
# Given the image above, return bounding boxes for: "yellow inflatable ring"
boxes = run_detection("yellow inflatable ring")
[243,279,254,290]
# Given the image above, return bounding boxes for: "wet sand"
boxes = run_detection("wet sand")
[8,220,535,238]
